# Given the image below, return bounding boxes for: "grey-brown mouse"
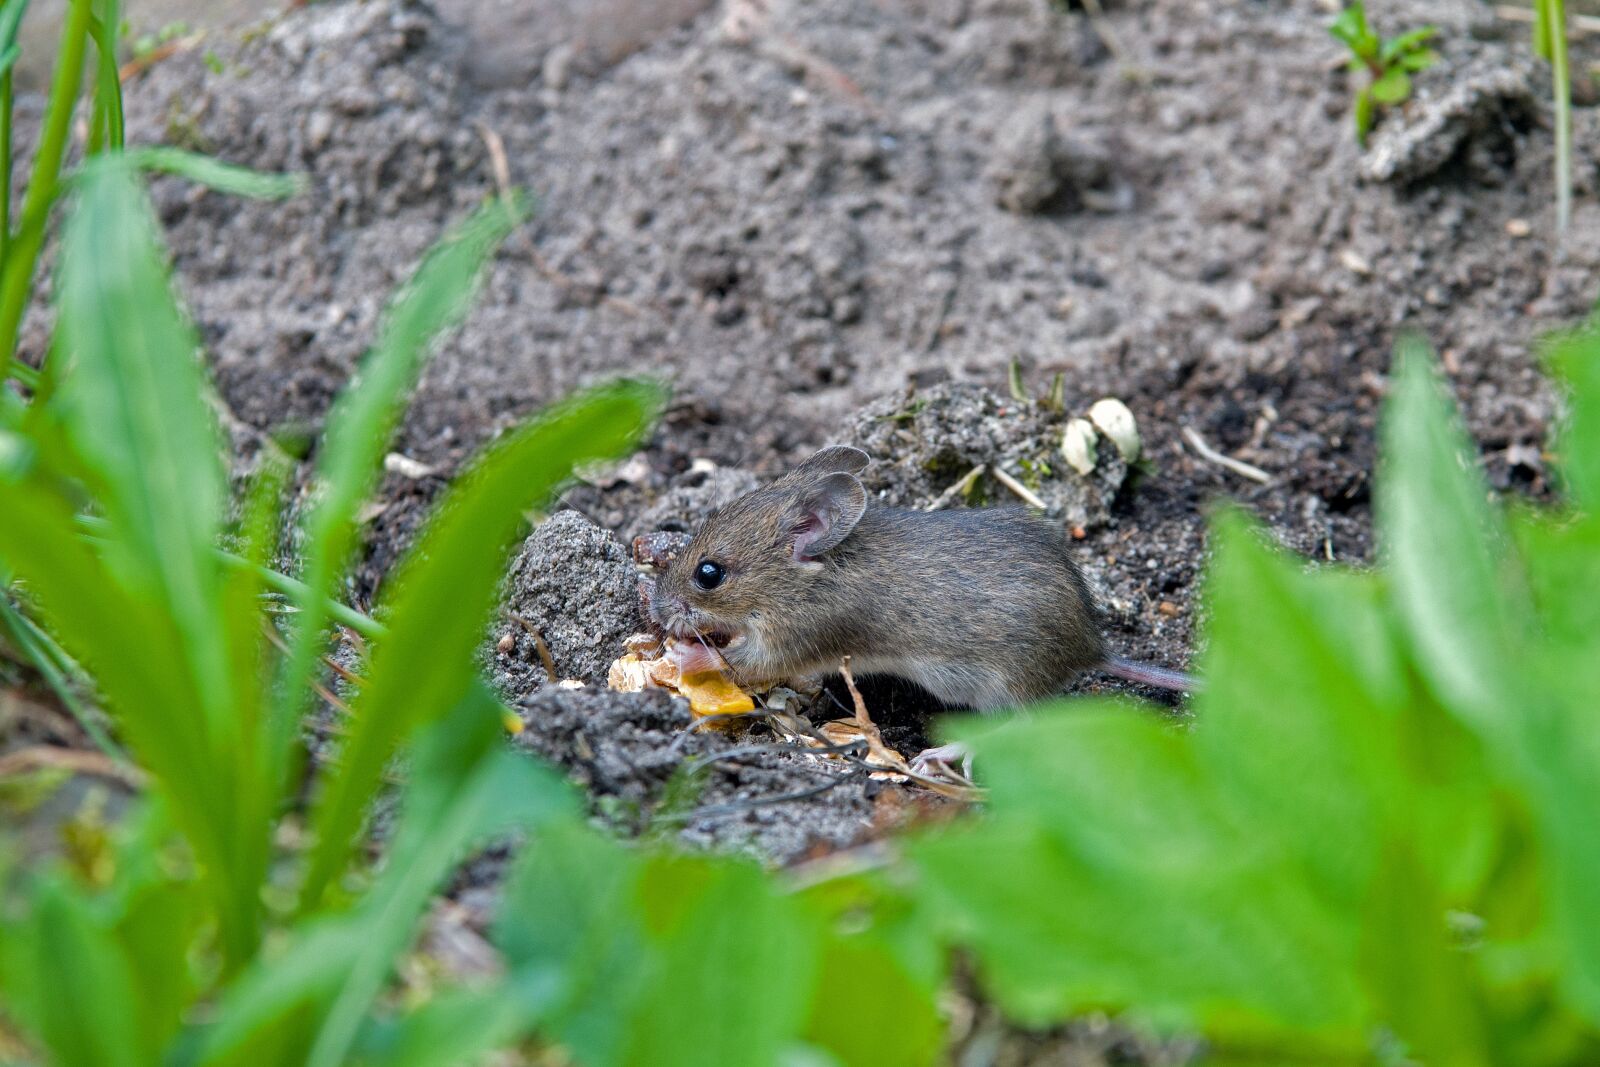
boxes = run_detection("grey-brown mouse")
[647,445,1192,710]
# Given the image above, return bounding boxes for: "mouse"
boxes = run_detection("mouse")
[646,445,1192,765]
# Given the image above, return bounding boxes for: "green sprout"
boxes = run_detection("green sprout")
[1328,1,1438,145]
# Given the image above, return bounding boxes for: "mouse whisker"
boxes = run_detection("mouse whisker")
[693,629,734,672]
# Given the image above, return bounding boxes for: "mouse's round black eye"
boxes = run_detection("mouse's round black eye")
[693,559,726,591]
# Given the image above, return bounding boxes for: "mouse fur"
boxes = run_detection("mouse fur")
[649,445,1114,708]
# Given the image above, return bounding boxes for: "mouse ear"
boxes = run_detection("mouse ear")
[789,472,866,562]
[790,445,869,481]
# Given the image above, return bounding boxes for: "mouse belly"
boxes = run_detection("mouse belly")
[851,655,1022,711]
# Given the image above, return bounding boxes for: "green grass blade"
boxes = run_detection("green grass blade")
[85,5,123,154]
[211,451,294,960]
[197,688,577,1067]
[0,591,123,760]
[122,146,305,199]
[0,476,263,968]
[1549,1,1572,237]
[0,0,92,366]
[307,689,578,1067]
[16,878,144,1067]
[52,155,272,965]
[55,156,228,703]
[275,196,522,776]
[297,379,662,912]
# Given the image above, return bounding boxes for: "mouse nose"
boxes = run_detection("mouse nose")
[648,587,683,629]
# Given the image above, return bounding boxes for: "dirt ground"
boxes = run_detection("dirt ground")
[7,0,1596,1059]
[22,0,1578,853]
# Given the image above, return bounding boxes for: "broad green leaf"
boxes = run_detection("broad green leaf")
[1328,3,1375,58]
[497,818,651,1065]
[1197,511,1497,905]
[1358,845,1489,1067]
[1382,342,1600,1025]
[1400,48,1439,72]
[1378,338,1530,732]
[1369,66,1411,105]
[50,153,274,964]
[1502,514,1600,1023]
[348,987,530,1067]
[498,831,823,1067]
[1381,25,1437,63]
[1196,512,1409,903]
[122,146,305,199]
[275,194,524,757]
[800,935,943,1067]
[911,709,1366,1047]
[629,855,820,1067]
[298,379,661,911]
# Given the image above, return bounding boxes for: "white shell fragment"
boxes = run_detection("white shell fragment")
[1087,398,1140,463]
[1061,418,1099,475]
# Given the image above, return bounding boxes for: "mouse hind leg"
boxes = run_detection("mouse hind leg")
[898,660,1022,713]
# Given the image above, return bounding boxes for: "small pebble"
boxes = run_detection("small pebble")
[1158,601,1179,618]
[496,632,516,654]
[1505,218,1531,238]
[1338,249,1372,276]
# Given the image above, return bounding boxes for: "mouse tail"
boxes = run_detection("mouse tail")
[1101,655,1197,693]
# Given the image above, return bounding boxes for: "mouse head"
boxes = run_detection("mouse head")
[649,446,868,653]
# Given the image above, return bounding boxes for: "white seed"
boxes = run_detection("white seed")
[383,452,436,479]
[1088,398,1141,463]
[1061,418,1099,475]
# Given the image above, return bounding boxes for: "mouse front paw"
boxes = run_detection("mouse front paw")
[910,741,974,780]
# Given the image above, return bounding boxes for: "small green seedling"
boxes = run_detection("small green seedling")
[1328,1,1438,144]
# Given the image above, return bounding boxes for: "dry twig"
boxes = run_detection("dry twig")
[991,466,1049,510]
[1181,426,1273,484]
[0,745,145,787]
[925,464,985,511]
[508,614,559,682]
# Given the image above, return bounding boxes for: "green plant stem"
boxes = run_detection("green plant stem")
[0,66,12,266]
[72,513,386,640]
[0,0,92,378]
[0,0,32,267]
[1548,0,1573,241]
[217,550,386,640]
[0,592,125,761]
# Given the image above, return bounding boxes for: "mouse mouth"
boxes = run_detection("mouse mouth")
[696,628,743,650]
[671,625,744,653]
